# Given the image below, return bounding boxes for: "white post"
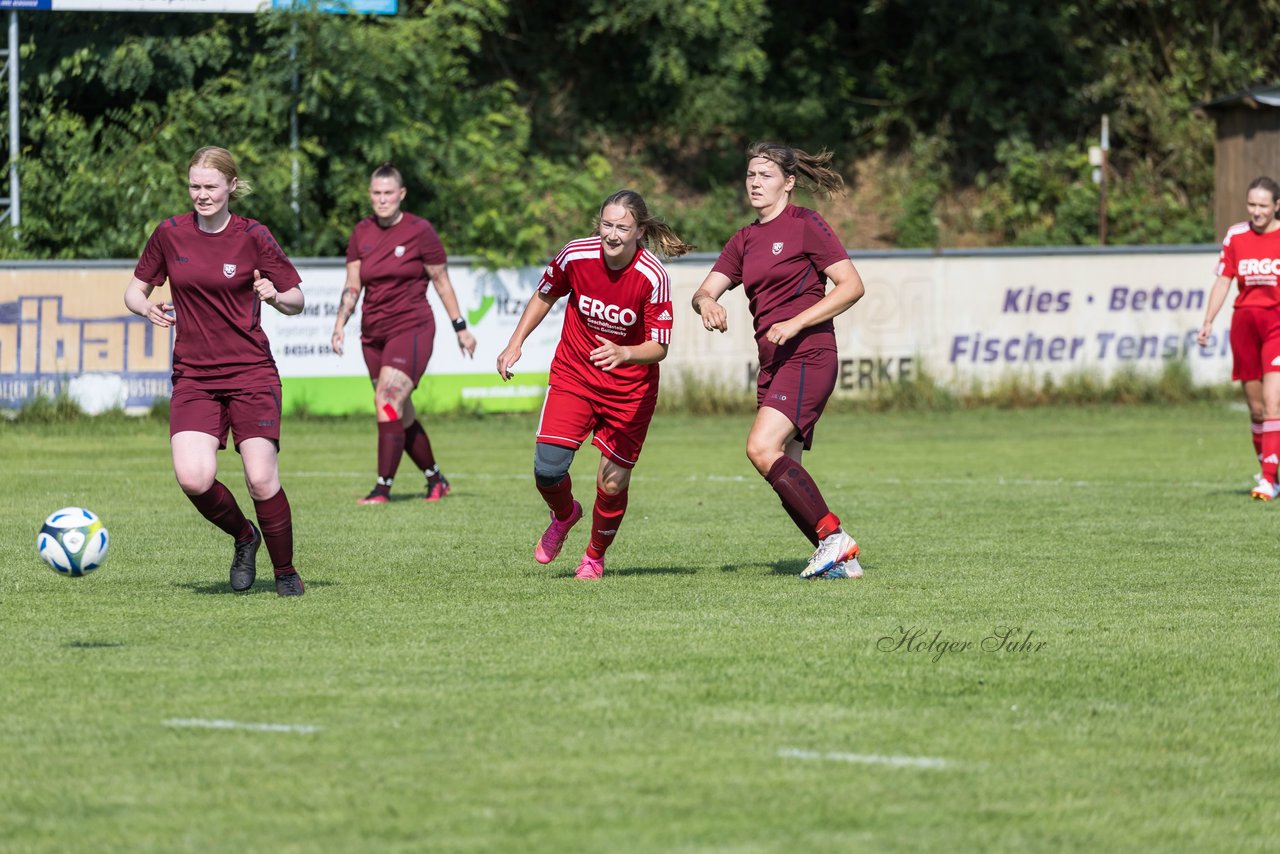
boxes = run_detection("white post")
[1099,114,1109,245]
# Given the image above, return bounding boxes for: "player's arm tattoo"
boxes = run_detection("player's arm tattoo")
[336,286,361,326]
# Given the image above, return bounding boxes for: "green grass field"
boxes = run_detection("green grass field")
[2,404,1277,852]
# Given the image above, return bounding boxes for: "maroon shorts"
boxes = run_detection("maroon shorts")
[757,349,837,450]
[169,382,282,451]
[1230,307,1280,382]
[536,385,656,469]
[362,325,434,388]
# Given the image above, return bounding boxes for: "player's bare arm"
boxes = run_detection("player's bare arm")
[765,259,864,346]
[497,292,558,380]
[331,260,363,357]
[124,276,175,328]
[426,263,477,357]
[589,337,668,372]
[692,271,733,333]
[1198,273,1234,347]
[254,268,304,316]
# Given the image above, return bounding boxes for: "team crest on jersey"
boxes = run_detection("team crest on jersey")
[223,263,237,278]
[771,242,784,255]
[394,245,406,257]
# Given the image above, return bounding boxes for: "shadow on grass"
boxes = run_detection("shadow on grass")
[766,560,808,576]
[607,564,697,577]
[65,640,126,648]
[173,579,338,595]
[350,492,476,505]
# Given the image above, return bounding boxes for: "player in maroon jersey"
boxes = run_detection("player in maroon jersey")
[123,146,306,596]
[691,142,867,580]
[331,162,477,505]
[496,190,693,579]
[1198,176,1280,499]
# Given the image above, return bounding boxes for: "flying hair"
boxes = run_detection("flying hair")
[598,189,695,258]
[746,141,845,197]
[188,146,252,200]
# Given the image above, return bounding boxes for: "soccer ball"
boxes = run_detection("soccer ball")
[37,507,109,577]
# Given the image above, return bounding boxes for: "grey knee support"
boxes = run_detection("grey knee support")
[534,442,575,487]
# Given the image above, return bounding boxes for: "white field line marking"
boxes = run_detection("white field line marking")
[282,471,1101,487]
[163,718,321,734]
[778,748,948,769]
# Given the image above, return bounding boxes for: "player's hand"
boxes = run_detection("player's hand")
[331,327,345,357]
[698,297,728,333]
[147,302,176,328]
[1195,322,1212,348]
[496,343,521,381]
[457,329,477,358]
[766,319,801,347]
[252,268,278,303]
[590,335,630,371]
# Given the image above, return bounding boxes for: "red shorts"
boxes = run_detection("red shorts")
[536,385,655,468]
[169,382,282,451]
[1230,307,1280,382]
[362,325,434,388]
[757,349,837,450]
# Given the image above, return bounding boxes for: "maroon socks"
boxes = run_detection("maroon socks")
[253,488,295,575]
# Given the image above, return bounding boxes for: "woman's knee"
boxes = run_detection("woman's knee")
[173,467,214,496]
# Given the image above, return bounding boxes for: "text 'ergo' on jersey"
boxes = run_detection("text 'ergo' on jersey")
[1217,221,1280,311]
[537,236,673,403]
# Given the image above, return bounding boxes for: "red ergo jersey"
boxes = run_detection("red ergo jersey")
[711,204,848,368]
[346,212,448,340]
[537,236,673,403]
[134,212,301,388]
[1217,222,1280,311]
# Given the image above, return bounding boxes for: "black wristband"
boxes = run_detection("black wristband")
[451,317,467,332]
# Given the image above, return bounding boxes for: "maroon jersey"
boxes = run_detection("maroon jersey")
[711,204,849,367]
[537,236,674,404]
[1217,222,1280,311]
[346,213,447,340]
[134,212,301,388]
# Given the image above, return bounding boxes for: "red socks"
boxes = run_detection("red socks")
[253,488,295,575]
[1263,421,1280,484]
[537,472,576,520]
[1252,422,1264,462]
[586,487,628,559]
[187,481,252,541]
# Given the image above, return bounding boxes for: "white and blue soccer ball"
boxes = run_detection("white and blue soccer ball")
[37,507,109,577]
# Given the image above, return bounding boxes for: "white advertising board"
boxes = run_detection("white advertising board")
[0,246,1234,414]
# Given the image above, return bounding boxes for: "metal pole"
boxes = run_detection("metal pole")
[1099,114,1109,246]
[289,21,299,243]
[9,11,19,235]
